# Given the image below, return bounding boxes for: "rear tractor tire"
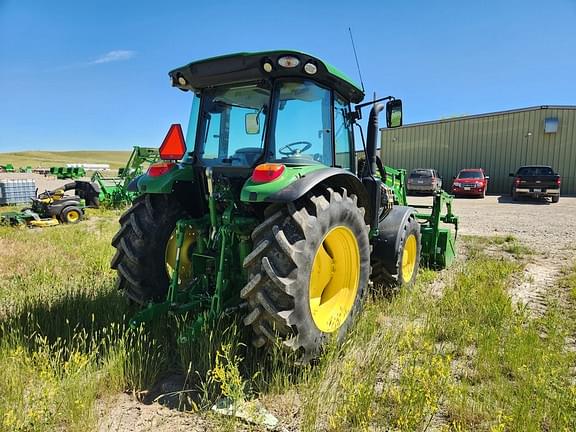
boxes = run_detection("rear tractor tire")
[241,188,370,361]
[111,194,191,304]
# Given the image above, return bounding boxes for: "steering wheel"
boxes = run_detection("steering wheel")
[278,141,313,156]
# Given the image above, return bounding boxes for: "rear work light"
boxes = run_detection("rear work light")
[159,124,186,160]
[251,163,285,183]
[278,56,300,68]
[148,162,176,177]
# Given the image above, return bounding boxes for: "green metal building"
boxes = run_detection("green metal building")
[380,105,576,195]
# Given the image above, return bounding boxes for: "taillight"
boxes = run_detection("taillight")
[556,178,561,186]
[514,177,521,186]
[159,124,186,160]
[251,163,285,183]
[148,162,176,177]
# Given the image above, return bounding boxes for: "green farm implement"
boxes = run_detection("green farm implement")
[111,51,459,361]
[90,146,159,207]
[0,164,15,173]
[375,164,458,269]
[50,167,86,179]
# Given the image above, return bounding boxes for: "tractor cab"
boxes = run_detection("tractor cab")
[168,51,365,176]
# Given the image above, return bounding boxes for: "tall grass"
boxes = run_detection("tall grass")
[298,238,576,431]
[0,211,303,430]
[0,211,172,429]
[1,212,574,431]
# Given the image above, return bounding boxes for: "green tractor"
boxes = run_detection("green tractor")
[111,51,456,361]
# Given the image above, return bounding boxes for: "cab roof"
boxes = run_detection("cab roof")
[169,50,365,104]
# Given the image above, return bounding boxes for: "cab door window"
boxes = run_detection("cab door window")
[271,80,333,165]
[334,94,353,170]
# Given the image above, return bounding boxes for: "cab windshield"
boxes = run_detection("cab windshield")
[458,171,483,179]
[198,83,270,167]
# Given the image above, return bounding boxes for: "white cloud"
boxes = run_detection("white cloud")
[90,50,136,65]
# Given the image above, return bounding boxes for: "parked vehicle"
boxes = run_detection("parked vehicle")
[452,168,489,198]
[407,168,442,194]
[509,165,561,203]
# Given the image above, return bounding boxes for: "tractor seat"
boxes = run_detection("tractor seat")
[54,195,82,204]
[231,147,263,166]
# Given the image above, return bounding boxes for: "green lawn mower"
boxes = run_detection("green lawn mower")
[1,186,86,227]
[111,51,458,361]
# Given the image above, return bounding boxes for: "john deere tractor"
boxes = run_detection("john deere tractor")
[111,51,456,360]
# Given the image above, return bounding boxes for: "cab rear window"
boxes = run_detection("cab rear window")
[517,167,554,176]
[410,170,432,178]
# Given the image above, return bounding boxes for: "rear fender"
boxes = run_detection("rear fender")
[129,164,195,194]
[242,167,370,221]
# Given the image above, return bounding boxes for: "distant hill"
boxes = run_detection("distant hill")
[0,151,133,170]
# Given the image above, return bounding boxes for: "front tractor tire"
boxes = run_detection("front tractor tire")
[111,194,189,304]
[371,213,421,289]
[241,188,370,361]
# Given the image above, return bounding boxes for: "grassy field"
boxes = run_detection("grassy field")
[0,151,132,170]
[0,210,574,431]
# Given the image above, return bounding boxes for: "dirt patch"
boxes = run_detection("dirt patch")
[511,260,564,316]
[97,394,211,432]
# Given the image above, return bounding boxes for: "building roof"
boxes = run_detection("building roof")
[381,105,576,130]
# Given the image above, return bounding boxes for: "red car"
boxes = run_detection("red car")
[452,168,489,197]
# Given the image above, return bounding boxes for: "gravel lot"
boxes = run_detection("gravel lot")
[409,194,576,254]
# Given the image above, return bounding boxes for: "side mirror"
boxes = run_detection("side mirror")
[386,99,403,128]
[508,173,514,177]
[452,176,456,180]
[245,113,260,135]
[485,176,490,180]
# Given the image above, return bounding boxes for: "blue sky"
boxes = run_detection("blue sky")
[1,0,575,152]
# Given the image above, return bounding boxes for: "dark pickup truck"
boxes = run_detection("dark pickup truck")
[509,165,561,203]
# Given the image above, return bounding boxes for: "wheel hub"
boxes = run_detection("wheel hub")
[309,226,360,333]
[402,234,417,282]
[165,226,196,283]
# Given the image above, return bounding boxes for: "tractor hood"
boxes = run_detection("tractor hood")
[169,50,365,104]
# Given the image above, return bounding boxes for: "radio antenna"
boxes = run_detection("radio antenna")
[348,27,365,93]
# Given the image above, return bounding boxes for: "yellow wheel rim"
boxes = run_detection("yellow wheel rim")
[309,226,360,333]
[66,210,80,223]
[401,234,417,283]
[165,226,196,283]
